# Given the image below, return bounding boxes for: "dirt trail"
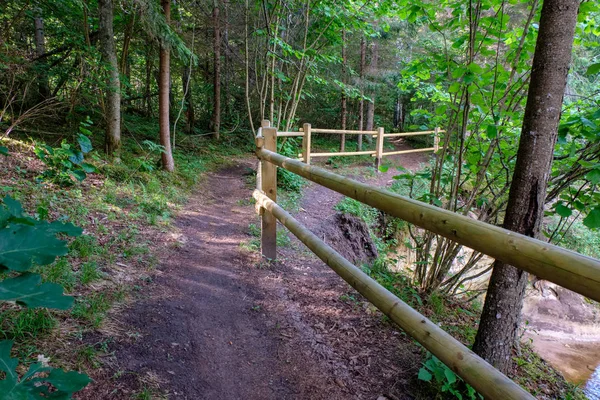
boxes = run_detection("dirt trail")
[83,142,432,399]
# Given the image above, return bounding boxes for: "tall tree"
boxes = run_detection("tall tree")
[98,0,121,155]
[33,8,50,101]
[159,0,175,171]
[357,37,366,151]
[365,38,378,132]
[211,1,221,139]
[340,29,347,152]
[472,0,580,373]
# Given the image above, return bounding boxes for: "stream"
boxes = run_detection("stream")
[587,367,600,400]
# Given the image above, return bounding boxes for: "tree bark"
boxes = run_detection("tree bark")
[211,4,221,139]
[366,39,378,133]
[144,38,154,117]
[33,9,50,100]
[357,37,365,151]
[182,65,194,133]
[472,0,579,374]
[340,30,347,152]
[159,0,175,171]
[98,0,121,155]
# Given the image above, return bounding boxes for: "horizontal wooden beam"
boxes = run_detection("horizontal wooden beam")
[312,150,376,157]
[311,128,378,135]
[384,130,445,138]
[256,148,600,303]
[252,189,534,400]
[277,131,304,137]
[377,147,436,156]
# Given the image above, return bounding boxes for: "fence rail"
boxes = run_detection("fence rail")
[254,120,600,400]
[276,123,442,166]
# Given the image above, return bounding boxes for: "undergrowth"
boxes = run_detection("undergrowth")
[0,112,253,392]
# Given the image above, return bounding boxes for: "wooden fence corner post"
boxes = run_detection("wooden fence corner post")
[434,127,440,153]
[375,127,384,170]
[302,123,312,165]
[260,120,277,260]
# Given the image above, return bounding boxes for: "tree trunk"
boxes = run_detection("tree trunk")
[211,4,221,139]
[357,37,365,151]
[159,0,175,171]
[33,9,50,100]
[472,0,579,374]
[223,0,230,117]
[182,65,194,133]
[120,11,136,110]
[144,38,154,117]
[366,39,378,133]
[98,0,121,155]
[340,29,347,152]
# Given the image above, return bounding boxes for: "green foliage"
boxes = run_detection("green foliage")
[0,196,90,397]
[418,353,482,400]
[0,196,80,309]
[33,118,97,186]
[335,197,378,226]
[0,340,90,400]
[133,140,166,173]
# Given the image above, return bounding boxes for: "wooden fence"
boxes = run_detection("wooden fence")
[254,121,600,400]
[277,123,442,167]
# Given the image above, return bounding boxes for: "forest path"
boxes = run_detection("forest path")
[85,142,429,400]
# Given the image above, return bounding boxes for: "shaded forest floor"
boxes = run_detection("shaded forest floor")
[74,143,432,400]
[0,125,585,399]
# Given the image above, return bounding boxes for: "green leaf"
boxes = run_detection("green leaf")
[68,151,84,165]
[71,170,86,181]
[0,273,74,309]
[486,125,497,139]
[586,63,600,76]
[583,208,600,229]
[0,340,18,384]
[444,367,457,385]
[555,204,572,218]
[42,221,82,237]
[418,367,433,382]
[77,134,93,154]
[378,165,389,173]
[3,196,23,217]
[0,225,68,271]
[45,368,91,392]
[80,163,96,173]
[0,146,8,156]
[586,169,600,185]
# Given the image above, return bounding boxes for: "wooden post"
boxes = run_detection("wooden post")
[302,123,311,165]
[260,120,277,259]
[434,127,440,153]
[375,127,384,170]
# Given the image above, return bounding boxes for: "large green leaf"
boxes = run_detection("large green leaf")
[3,196,23,217]
[0,146,8,156]
[0,273,74,309]
[555,204,572,218]
[39,221,82,237]
[417,367,432,382]
[583,208,600,229]
[0,340,18,384]
[77,134,92,154]
[0,340,90,399]
[43,369,91,392]
[0,225,68,271]
[585,63,600,76]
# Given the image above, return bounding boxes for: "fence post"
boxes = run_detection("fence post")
[434,127,440,153]
[375,127,384,170]
[260,120,277,259]
[302,123,312,165]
